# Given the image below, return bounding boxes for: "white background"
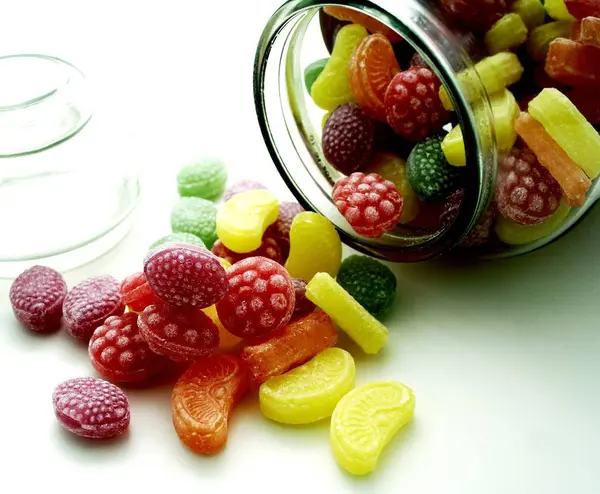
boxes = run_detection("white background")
[0,1,599,493]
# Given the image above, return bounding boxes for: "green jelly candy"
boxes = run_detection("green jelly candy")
[336,255,397,320]
[170,197,218,249]
[304,58,329,93]
[150,232,206,251]
[176,157,228,201]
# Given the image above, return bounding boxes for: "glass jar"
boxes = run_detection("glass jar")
[253,0,598,262]
[0,54,141,277]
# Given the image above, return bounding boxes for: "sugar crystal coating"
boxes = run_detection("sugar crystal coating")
[150,232,206,251]
[212,234,282,266]
[170,197,218,249]
[176,157,228,201]
[120,272,160,313]
[266,201,305,261]
[291,278,316,319]
[223,180,268,202]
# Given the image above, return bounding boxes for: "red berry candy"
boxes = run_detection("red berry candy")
[9,265,67,333]
[384,67,449,142]
[495,147,562,226]
[89,312,168,384]
[440,190,495,247]
[266,201,305,260]
[322,103,375,175]
[212,233,282,265]
[120,272,160,313]
[52,377,130,439]
[63,275,125,340]
[138,302,220,362]
[223,180,267,202]
[291,278,316,319]
[439,0,507,32]
[144,243,228,309]
[215,257,295,340]
[565,0,600,20]
[332,172,403,238]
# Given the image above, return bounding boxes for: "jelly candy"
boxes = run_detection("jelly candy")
[439,0,508,32]
[305,58,329,93]
[511,0,546,30]
[53,377,130,439]
[528,88,600,179]
[150,232,206,251]
[311,24,368,111]
[322,111,331,129]
[216,189,279,253]
[514,112,591,207]
[545,0,577,20]
[119,272,160,313]
[10,265,67,333]
[564,0,600,19]
[201,304,243,353]
[545,37,600,86]
[144,243,228,309]
[172,354,249,455]
[440,190,495,247]
[223,179,267,202]
[291,278,316,319]
[306,273,388,355]
[322,103,375,175]
[63,275,125,340]
[259,348,355,425]
[323,6,403,43]
[285,212,342,281]
[171,197,218,249]
[330,381,415,476]
[138,302,219,362]
[266,201,305,261]
[571,16,600,48]
[333,172,403,238]
[564,87,600,125]
[526,21,573,61]
[240,312,338,384]
[176,157,228,201]
[349,34,400,122]
[336,255,396,320]
[485,13,529,54]
[216,257,295,339]
[441,125,467,167]
[212,234,282,265]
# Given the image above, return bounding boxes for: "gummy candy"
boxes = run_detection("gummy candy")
[63,275,125,340]
[176,157,228,201]
[311,24,369,111]
[216,189,279,254]
[150,232,206,251]
[259,348,355,425]
[526,21,573,61]
[223,179,267,202]
[305,58,329,93]
[119,272,160,313]
[511,0,546,30]
[330,381,415,476]
[171,197,218,249]
[564,87,600,125]
[291,278,316,319]
[240,311,338,384]
[484,13,529,54]
[440,190,495,247]
[144,243,228,309]
[201,304,243,353]
[216,257,295,340]
[266,201,305,261]
[545,0,577,20]
[336,255,397,319]
[571,16,600,48]
[306,273,388,355]
[285,212,342,281]
[440,0,508,32]
[565,0,600,19]
[212,234,282,265]
[545,37,600,87]
[323,6,403,43]
[10,265,67,333]
[52,377,130,439]
[172,354,249,455]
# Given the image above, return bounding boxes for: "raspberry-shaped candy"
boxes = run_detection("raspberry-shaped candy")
[216,257,295,340]
[170,197,218,249]
[176,157,228,201]
[495,147,562,225]
[322,103,375,175]
[332,173,403,238]
[10,265,67,333]
[266,201,305,260]
[52,377,130,439]
[439,0,508,32]
[212,233,282,265]
[440,190,495,247]
[89,313,167,384]
[291,278,316,319]
[138,302,220,362]
[223,180,267,202]
[63,275,125,340]
[120,272,160,313]
[144,243,228,309]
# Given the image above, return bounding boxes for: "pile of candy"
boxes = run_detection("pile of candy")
[313,1,600,248]
[9,158,412,477]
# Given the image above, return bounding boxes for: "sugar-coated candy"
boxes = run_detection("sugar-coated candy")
[150,232,206,251]
[545,0,577,20]
[311,24,368,111]
[10,265,67,333]
[119,272,160,313]
[330,381,415,476]
[259,348,355,425]
[52,377,130,439]
[440,190,495,247]
[291,278,316,319]
[171,197,218,249]
[216,257,295,339]
[484,13,529,55]
[138,302,219,362]
[223,179,268,202]
[144,243,228,309]
[306,273,388,355]
[439,0,508,32]
[212,234,282,266]
[285,212,342,281]
[176,157,228,201]
[526,21,573,61]
[564,0,600,19]
[201,304,243,353]
[511,0,546,30]
[216,189,279,253]
[571,16,600,48]
[63,275,125,340]
[545,37,600,87]
[323,6,403,43]
[266,201,305,260]
[305,58,329,93]
[172,354,249,455]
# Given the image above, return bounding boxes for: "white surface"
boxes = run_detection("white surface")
[1,1,599,493]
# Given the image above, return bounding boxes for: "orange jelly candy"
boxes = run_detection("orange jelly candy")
[545,37,600,86]
[571,16,600,48]
[240,312,338,384]
[515,112,591,207]
[171,354,249,455]
[324,6,403,43]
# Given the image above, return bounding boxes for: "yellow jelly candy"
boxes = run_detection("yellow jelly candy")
[484,13,528,55]
[511,0,546,30]
[259,348,355,425]
[216,190,279,253]
[285,212,342,281]
[306,273,388,354]
[545,0,576,21]
[330,381,415,476]
[311,24,368,111]
[322,111,331,129]
[441,125,466,167]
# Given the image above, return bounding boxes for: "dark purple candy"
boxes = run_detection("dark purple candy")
[223,180,267,202]
[291,278,316,319]
[266,201,305,261]
[440,190,495,248]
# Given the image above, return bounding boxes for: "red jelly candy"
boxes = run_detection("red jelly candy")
[63,275,125,340]
[223,180,267,202]
[565,0,600,20]
[545,38,600,87]
[565,87,600,125]
[10,265,67,333]
[172,354,249,455]
[439,0,508,32]
[212,233,282,265]
[266,201,305,261]
[52,377,130,439]
[215,257,295,340]
[291,278,316,319]
[144,243,228,309]
[120,272,160,313]
[571,16,600,48]
[138,302,220,362]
